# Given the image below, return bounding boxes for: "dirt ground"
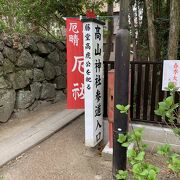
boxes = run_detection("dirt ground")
[0,115,112,180]
[1,101,177,180]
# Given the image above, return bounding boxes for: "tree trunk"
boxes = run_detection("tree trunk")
[103,2,113,61]
[168,0,180,60]
[154,0,162,60]
[129,0,138,60]
[136,0,140,35]
[145,0,157,61]
[154,0,161,18]
[166,0,170,16]
[137,1,149,60]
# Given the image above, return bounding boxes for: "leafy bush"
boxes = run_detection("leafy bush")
[116,82,180,179]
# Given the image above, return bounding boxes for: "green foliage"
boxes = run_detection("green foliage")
[132,163,159,180]
[84,0,105,14]
[168,153,180,172]
[154,95,178,123]
[151,82,179,176]
[116,82,180,179]
[155,82,180,137]
[116,104,130,114]
[117,127,145,149]
[0,20,7,31]
[116,170,128,180]
[116,124,159,179]
[166,82,177,91]
[157,144,180,174]
[173,128,180,137]
[0,0,119,39]
[129,0,180,60]
[0,0,106,37]
[157,144,171,156]
[118,134,127,144]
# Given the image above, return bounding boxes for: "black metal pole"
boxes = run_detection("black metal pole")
[112,0,130,179]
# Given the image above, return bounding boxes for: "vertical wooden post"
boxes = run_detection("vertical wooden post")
[112,0,130,179]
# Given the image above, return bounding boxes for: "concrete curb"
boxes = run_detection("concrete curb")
[0,109,84,167]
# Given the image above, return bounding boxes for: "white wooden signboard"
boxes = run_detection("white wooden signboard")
[83,19,104,147]
[162,60,180,91]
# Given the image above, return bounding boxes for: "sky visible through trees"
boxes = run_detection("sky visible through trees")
[0,0,179,60]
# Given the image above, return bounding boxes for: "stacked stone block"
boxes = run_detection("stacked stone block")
[0,33,66,122]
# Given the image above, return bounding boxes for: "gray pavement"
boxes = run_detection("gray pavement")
[0,101,112,180]
[0,100,83,167]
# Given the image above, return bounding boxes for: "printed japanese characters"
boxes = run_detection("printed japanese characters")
[162,60,180,91]
[83,20,104,147]
[66,19,84,108]
[69,22,79,46]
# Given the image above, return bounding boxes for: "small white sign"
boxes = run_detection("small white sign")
[162,60,180,91]
[83,20,104,147]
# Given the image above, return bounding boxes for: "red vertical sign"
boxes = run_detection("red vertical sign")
[66,18,84,109]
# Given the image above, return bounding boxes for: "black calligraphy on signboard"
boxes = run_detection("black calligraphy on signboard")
[95,25,101,40]
[95,59,101,73]
[84,22,104,146]
[93,23,103,144]
[95,89,101,102]
[84,23,92,91]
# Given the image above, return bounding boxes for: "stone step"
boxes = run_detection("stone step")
[0,109,84,167]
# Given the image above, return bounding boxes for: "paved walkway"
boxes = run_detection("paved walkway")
[0,101,112,180]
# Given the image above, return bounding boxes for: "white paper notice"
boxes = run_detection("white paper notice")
[162,60,180,91]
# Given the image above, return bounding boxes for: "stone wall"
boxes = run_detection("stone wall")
[0,33,66,122]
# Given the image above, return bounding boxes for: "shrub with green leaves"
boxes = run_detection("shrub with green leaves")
[116,82,180,179]
[157,144,180,176]
[117,127,159,180]
[155,82,180,137]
